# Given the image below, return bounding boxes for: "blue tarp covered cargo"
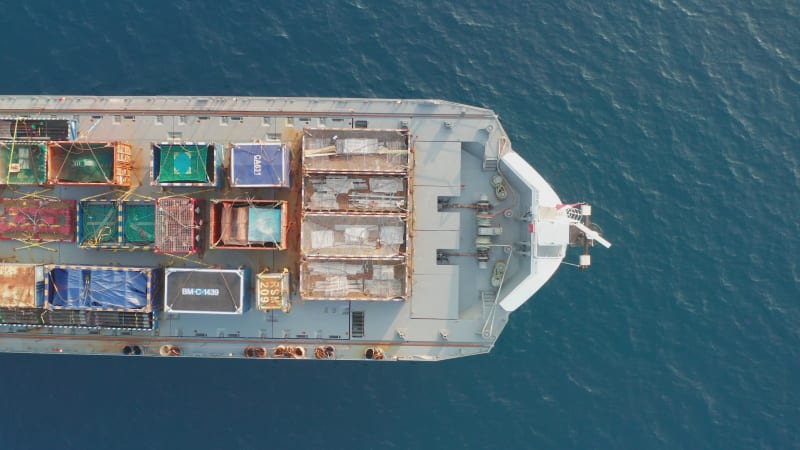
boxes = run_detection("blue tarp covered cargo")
[45,265,159,312]
[230,143,289,187]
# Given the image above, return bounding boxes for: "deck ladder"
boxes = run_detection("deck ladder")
[480,290,497,320]
[482,156,498,171]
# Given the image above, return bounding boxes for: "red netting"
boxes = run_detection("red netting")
[155,198,198,254]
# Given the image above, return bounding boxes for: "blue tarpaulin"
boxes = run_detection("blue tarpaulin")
[231,143,288,187]
[47,267,152,310]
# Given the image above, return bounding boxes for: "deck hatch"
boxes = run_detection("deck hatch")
[164,268,246,315]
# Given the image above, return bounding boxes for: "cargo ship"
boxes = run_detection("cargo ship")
[0,96,609,361]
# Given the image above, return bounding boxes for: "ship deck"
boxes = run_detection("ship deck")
[0,96,565,361]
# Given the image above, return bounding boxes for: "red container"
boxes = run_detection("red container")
[208,199,288,250]
[46,141,132,186]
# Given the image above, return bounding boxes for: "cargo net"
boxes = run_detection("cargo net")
[0,198,75,242]
[156,143,212,183]
[155,198,198,254]
[0,141,47,185]
[301,214,406,257]
[124,204,155,244]
[304,174,407,212]
[300,259,406,300]
[47,142,116,183]
[303,129,409,173]
[0,308,154,330]
[81,202,117,245]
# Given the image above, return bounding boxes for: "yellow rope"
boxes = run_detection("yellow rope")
[13,239,57,252]
[6,119,19,182]
[159,187,215,199]
[165,252,211,268]
[13,187,57,200]
[78,190,115,202]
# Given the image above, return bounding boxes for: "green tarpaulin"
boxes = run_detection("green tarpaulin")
[0,142,47,184]
[157,144,211,183]
[124,204,155,244]
[82,203,117,244]
[50,143,115,183]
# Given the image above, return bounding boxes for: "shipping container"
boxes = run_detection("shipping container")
[43,265,161,312]
[77,198,155,249]
[0,119,78,141]
[256,269,291,312]
[164,267,247,314]
[230,142,289,187]
[0,141,47,185]
[209,199,288,250]
[0,264,44,308]
[0,198,75,242]
[154,197,203,254]
[151,142,222,187]
[46,141,132,186]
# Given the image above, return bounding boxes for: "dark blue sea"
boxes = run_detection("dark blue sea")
[0,1,798,448]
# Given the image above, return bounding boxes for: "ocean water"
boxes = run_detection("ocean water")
[0,1,798,448]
